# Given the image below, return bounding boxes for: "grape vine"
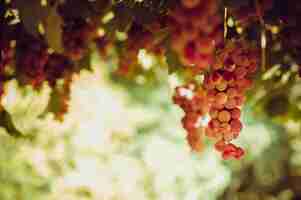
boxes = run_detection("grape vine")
[0,0,299,160]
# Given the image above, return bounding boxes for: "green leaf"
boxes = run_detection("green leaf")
[165,47,184,74]
[45,88,62,116]
[42,7,64,53]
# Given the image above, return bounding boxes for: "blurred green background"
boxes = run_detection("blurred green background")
[0,52,300,200]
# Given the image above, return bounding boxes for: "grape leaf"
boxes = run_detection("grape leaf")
[165,47,184,74]
[45,88,62,116]
[0,110,23,137]
[42,7,64,53]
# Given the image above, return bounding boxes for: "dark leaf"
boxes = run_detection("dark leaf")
[107,3,134,33]
[223,0,251,8]
[0,110,23,137]
[76,50,92,72]
[57,0,92,20]
[45,88,62,116]
[165,46,184,74]
[14,0,48,37]
[58,0,111,20]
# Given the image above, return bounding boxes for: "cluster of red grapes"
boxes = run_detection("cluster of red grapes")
[0,38,13,98]
[16,36,75,87]
[173,83,210,152]
[0,39,13,72]
[12,35,76,119]
[12,17,101,118]
[115,23,165,76]
[16,37,49,88]
[44,54,74,120]
[174,40,259,159]
[45,53,74,87]
[62,19,96,61]
[52,73,73,121]
[95,36,113,59]
[168,0,223,73]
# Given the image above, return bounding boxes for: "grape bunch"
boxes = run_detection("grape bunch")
[168,0,223,73]
[0,39,13,72]
[16,37,49,88]
[116,23,164,76]
[52,73,73,121]
[173,82,210,152]
[95,35,113,59]
[205,39,258,159]
[0,38,13,98]
[62,19,96,61]
[12,31,78,118]
[45,53,74,87]
[174,39,259,159]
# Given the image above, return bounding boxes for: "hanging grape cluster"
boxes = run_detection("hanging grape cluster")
[0,38,13,98]
[16,36,49,88]
[116,23,165,76]
[168,0,223,73]
[206,39,259,159]
[62,19,96,61]
[0,39,13,72]
[174,39,259,159]
[173,83,210,152]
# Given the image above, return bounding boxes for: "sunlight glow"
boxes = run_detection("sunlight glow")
[138,49,154,70]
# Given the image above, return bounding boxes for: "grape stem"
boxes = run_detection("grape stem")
[224,7,228,40]
[255,0,267,71]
